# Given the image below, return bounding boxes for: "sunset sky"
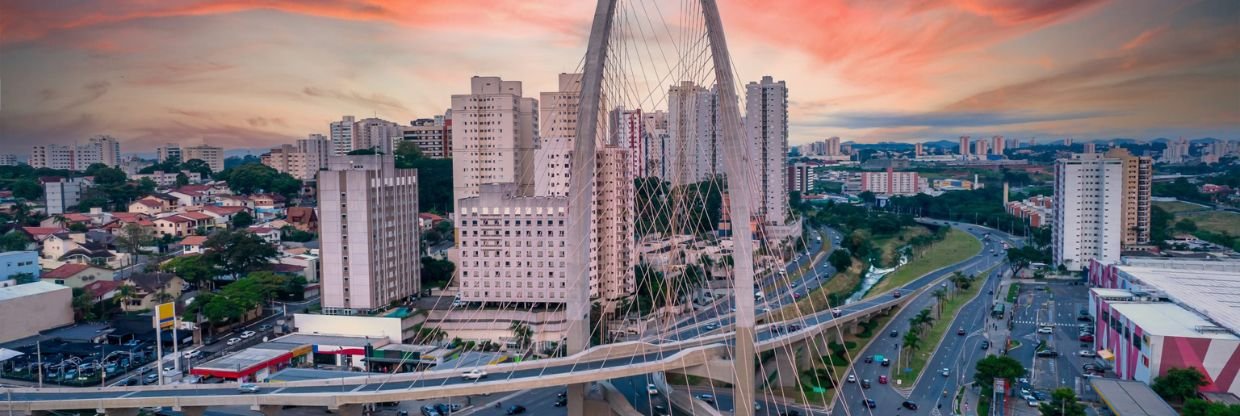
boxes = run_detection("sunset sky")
[1,0,1237,154]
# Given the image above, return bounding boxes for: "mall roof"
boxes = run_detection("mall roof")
[1116,265,1240,335]
[1109,303,1238,340]
[1091,378,1177,416]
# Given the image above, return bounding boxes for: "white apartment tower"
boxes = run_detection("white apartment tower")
[263,134,330,181]
[30,145,74,170]
[667,81,722,185]
[451,76,538,209]
[991,135,1005,156]
[156,144,182,163]
[0,154,17,166]
[974,139,989,157]
[959,136,971,158]
[535,73,582,198]
[318,154,420,315]
[457,184,568,305]
[299,134,332,173]
[401,115,453,158]
[1053,153,1123,271]
[611,107,645,183]
[182,144,224,173]
[744,76,789,225]
[642,110,669,178]
[87,135,121,167]
[353,117,402,154]
[31,136,120,171]
[330,116,356,156]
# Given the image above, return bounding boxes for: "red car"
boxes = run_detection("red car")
[879,375,888,384]
[1080,334,1094,342]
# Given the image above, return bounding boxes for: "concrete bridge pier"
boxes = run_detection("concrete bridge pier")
[174,406,206,416]
[251,404,284,416]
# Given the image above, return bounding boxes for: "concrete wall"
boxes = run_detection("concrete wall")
[292,314,404,344]
[0,282,73,343]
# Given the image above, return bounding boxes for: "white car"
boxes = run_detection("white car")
[462,369,488,380]
[847,374,856,383]
[1037,326,1054,334]
[240,331,256,339]
[226,338,242,345]
[647,384,659,395]
[940,368,950,377]
[1079,350,1098,358]
[832,308,843,317]
[238,383,260,393]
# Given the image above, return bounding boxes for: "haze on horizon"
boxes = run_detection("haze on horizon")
[1,0,1238,154]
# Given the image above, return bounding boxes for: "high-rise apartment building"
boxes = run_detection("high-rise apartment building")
[745,76,789,225]
[914,142,924,156]
[826,136,841,156]
[535,73,583,198]
[642,110,669,178]
[318,154,420,315]
[1161,138,1189,163]
[611,107,645,183]
[456,183,568,305]
[330,116,356,156]
[299,134,331,173]
[991,135,1005,156]
[30,145,74,170]
[87,135,121,167]
[787,163,816,194]
[400,115,453,158]
[182,144,224,173]
[263,134,330,181]
[974,140,989,157]
[1053,153,1123,271]
[1063,137,1073,147]
[959,136,971,158]
[352,117,402,154]
[1106,148,1153,246]
[0,154,17,166]
[858,168,924,195]
[1084,143,1096,154]
[45,177,92,215]
[451,76,539,209]
[31,136,121,171]
[667,81,722,184]
[156,144,182,164]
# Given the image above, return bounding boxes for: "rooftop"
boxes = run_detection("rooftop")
[1090,378,1177,416]
[194,347,287,372]
[41,263,91,279]
[1116,265,1240,334]
[1091,288,1135,299]
[274,333,389,348]
[1109,302,1238,340]
[0,281,71,302]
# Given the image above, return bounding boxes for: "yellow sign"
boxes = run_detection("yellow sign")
[154,302,176,329]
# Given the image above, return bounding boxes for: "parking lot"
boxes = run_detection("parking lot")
[1007,280,1098,410]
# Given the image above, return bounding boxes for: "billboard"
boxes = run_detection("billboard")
[153,302,176,329]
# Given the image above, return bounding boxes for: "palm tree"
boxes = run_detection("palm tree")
[509,321,533,351]
[115,285,137,311]
[932,288,949,318]
[914,308,935,332]
[50,214,68,229]
[902,331,922,369]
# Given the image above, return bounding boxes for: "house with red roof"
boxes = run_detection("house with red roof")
[198,205,249,227]
[20,227,66,243]
[41,263,116,288]
[179,235,209,254]
[128,194,177,215]
[286,207,318,232]
[152,214,212,238]
[246,226,281,244]
[82,280,120,302]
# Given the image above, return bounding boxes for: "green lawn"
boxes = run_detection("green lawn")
[871,227,930,267]
[1180,210,1240,235]
[1154,200,1208,214]
[893,265,996,386]
[866,228,981,297]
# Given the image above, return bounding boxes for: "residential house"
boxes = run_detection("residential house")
[128,194,177,215]
[152,214,213,238]
[197,205,248,228]
[167,190,209,207]
[41,232,120,266]
[418,213,446,231]
[179,235,208,254]
[82,280,121,302]
[285,207,318,232]
[41,263,115,288]
[119,272,185,312]
[102,212,156,235]
[214,195,249,208]
[248,194,286,221]
[246,226,281,244]
[20,227,66,244]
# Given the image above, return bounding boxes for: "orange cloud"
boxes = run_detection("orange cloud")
[1122,26,1167,50]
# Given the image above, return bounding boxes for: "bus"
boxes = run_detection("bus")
[992,303,1006,319]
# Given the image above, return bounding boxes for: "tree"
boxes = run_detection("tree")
[181,159,214,178]
[161,255,214,289]
[509,321,533,350]
[231,211,254,229]
[85,164,127,185]
[11,179,42,200]
[913,307,934,332]
[114,223,154,255]
[114,285,137,311]
[1039,387,1086,416]
[1152,367,1209,402]
[203,229,279,277]
[828,249,853,272]
[974,355,1026,397]
[71,288,98,322]
[347,148,380,155]
[0,232,31,251]
[175,172,189,187]
[421,257,456,289]
[1182,398,1240,416]
[11,272,38,284]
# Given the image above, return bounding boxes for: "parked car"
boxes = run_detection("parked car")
[1080,334,1094,342]
[240,331,256,339]
[238,383,260,393]
[1036,350,1059,358]
[1079,350,1098,358]
[227,338,242,346]
[124,377,139,386]
[183,350,202,360]
[143,373,159,385]
[420,406,441,416]
[981,340,990,350]
[258,324,272,331]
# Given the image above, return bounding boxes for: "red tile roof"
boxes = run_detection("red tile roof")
[247,227,277,234]
[134,199,162,208]
[202,206,246,215]
[177,185,212,193]
[42,263,90,279]
[22,227,66,238]
[180,212,213,221]
[158,215,195,224]
[180,236,209,246]
[83,280,120,298]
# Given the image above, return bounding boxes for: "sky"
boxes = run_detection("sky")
[1,0,1238,155]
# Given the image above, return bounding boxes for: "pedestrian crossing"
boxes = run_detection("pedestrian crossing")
[1012,320,1082,327]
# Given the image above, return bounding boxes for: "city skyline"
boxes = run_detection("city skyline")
[2,0,1238,154]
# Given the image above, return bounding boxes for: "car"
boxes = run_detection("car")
[831,308,842,317]
[940,368,950,377]
[227,338,242,345]
[792,292,803,299]
[1080,334,1094,342]
[1079,349,1098,358]
[778,411,801,416]
[957,327,966,336]
[861,379,871,388]
[1036,350,1059,358]
[704,322,719,330]
[881,358,891,367]
[696,393,715,404]
[652,405,669,415]
[554,397,566,407]
[902,401,919,410]
[238,383,260,393]
[1034,391,1050,401]
[505,405,526,415]
[462,369,488,380]
[1078,314,1093,322]
[144,373,159,384]
[863,399,876,408]
[1027,399,1039,407]
[878,375,888,384]
[847,374,856,383]
[1038,326,1054,334]
[419,406,441,416]
[124,377,139,386]
[864,355,874,363]
[647,383,659,395]
[890,330,899,337]
[183,350,202,360]
[105,363,118,373]
[892,290,902,298]
[557,391,567,399]
[258,324,272,331]
[240,331,256,339]
[981,340,991,350]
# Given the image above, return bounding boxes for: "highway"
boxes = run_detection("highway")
[833,222,1019,415]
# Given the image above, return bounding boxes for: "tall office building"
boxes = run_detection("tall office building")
[826,136,841,156]
[1106,148,1153,246]
[330,116,356,156]
[156,144,182,164]
[451,76,538,209]
[991,135,1005,156]
[318,154,420,315]
[401,114,453,159]
[958,136,971,158]
[182,144,224,173]
[1053,153,1123,271]
[667,81,722,184]
[352,117,402,154]
[745,76,789,226]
